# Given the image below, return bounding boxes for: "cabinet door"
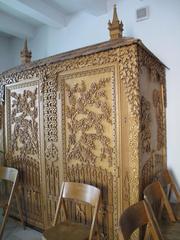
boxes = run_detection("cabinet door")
[58,65,119,240]
[5,79,45,228]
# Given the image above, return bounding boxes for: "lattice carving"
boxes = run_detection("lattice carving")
[141,96,151,153]
[11,88,39,155]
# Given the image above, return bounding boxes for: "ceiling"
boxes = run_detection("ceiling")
[0,0,108,39]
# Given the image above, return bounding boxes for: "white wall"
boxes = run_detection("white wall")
[117,0,180,188]
[0,36,14,72]
[0,0,180,187]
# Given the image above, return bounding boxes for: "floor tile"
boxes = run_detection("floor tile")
[1,218,43,240]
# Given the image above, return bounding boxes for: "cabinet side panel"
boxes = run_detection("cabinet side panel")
[119,44,141,210]
[139,48,167,194]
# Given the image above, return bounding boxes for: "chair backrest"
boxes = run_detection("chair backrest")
[62,182,100,207]
[0,166,19,239]
[159,169,180,202]
[144,181,176,223]
[54,182,100,240]
[118,200,163,240]
[0,166,18,183]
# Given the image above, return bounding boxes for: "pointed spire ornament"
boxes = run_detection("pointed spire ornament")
[20,38,32,64]
[108,4,124,40]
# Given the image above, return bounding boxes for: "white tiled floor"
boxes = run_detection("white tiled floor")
[2,218,43,240]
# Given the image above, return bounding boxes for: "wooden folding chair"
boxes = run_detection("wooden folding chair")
[0,166,24,239]
[118,200,163,240]
[43,182,100,240]
[159,169,180,220]
[144,181,180,240]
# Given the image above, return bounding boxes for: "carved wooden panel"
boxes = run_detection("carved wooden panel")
[5,79,44,228]
[58,66,118,239]
[139,57,166,193]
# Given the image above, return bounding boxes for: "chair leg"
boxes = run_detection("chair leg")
[15,191,25,229]
[0,204,11,239]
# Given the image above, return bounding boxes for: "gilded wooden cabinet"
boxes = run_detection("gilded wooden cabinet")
[0,38,167,239]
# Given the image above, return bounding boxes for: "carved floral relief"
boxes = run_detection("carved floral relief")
[5,81,44,227]
[11,88,39,156]
[153,89,164,150]
[64,77,113,167]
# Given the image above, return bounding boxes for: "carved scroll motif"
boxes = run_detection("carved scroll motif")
[11,88,39,156]
[141,96,151,153]
[65,78,113,167]
[44,74,58,142]
[153,89,164,150]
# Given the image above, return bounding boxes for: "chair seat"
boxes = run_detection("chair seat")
[160,222,180,240]
[43,222,90,240]
[171,202,180,220]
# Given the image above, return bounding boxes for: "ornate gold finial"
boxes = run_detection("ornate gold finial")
[108,4,123,40]
[20,38,32,64]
